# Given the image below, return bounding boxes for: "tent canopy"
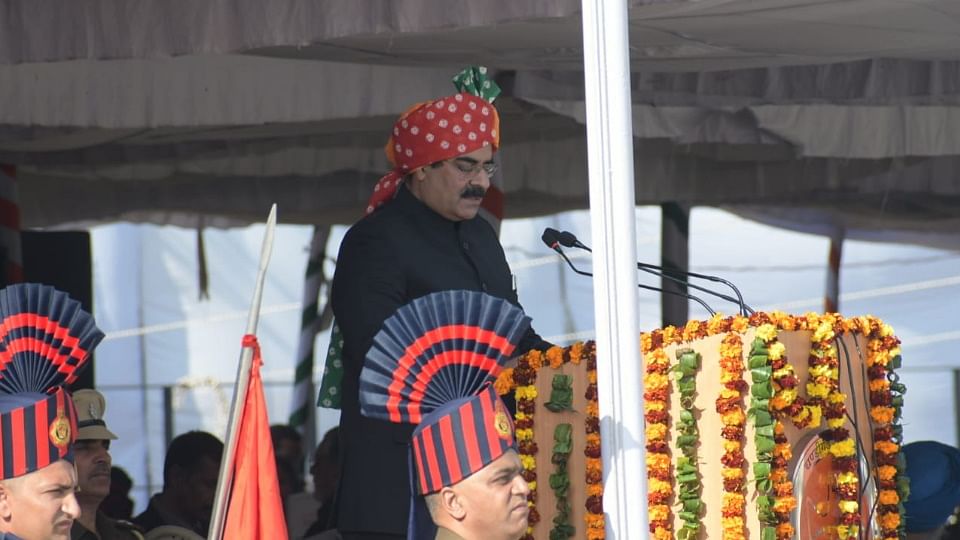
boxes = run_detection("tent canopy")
[1,0,959,247]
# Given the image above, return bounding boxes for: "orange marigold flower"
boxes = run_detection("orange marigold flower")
[587,483,603,497]
[527,350,543,370]
[879,490,899,505]
[875,441,899,455]
[546,346,564,368]
[776,523,795,538]
[869,379,890,392]
[877,465,897,481]
[586,528,605,540]
[569,342,584,364]
[880,512,901,530]
[494,369,515,395]
[586,514,605,529]
[653,529,672,540]
[586,401,600,418]
[872,406,895,424]
[773,496,797,514]
[731,316,749,332]
[588,370,598,384]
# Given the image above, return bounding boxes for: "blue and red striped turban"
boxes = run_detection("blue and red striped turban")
[0,283,103,480]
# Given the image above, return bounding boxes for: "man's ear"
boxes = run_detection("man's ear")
[0,482,14,520]
[414,167,428,181]
[438,486,466,520]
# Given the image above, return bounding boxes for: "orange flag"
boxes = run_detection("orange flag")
[223,335,289,538]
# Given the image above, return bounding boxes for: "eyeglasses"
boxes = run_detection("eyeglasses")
[449,158,498,178]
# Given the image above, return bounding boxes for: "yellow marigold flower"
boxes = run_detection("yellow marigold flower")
[722,467,745,480]
[708,314,727,334]
[879,489,899,505]
[515,428,534,441]
[515,385,538,401]
[644,373,669,391]
[721,409,746,426]
[830,439,856,458]
[869,379,890,392]
[772,366,793,379]
[769,470,787,484]
[839,500,859,514]
[756,324,777,342]
[836,472,857,485]
[768,341,786,360]
[514,411,527,421]
[809,364,838,380]
[889,345,901,358]
[827,391,847,404]
[721,516,745,533]
[771,390,797,410]
[683,319,702,339]
[827,418,846,430]
[792,407,810,424]
[774,496,797,514]
[875,441,899,455]
[662,325,679,343]
[836,525,855,540]
[648,505,670,522]
[588,369,598,384]
[648,478,673,495]
[724,440,742,453]
[807,405,823,427]
[526,526,535,537]
[719,387,740,400]
[646,400,665,412]
[527,480,537,491]
[812,321,834,342]
[654,529,672,540]
[731,316,749,332]
[587,433,601,446]
[520,455,536,470]
[872,406,895,424]
[880,512,901,530]
[646,453,671,469]
[646,423,668,441]
[807,383,830,399]
[881,323,894,337]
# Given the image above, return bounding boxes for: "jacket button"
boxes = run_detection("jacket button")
[462,241,470,250]
[481,283,488,292]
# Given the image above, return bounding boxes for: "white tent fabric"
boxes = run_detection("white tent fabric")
[3,0,960,71]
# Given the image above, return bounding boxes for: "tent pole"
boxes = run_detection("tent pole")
[661,202,690,326]
[581,1,646,538]
[825,229,844,313]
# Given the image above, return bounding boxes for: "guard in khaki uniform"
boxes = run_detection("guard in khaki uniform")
[0,283,104,540]
[69,390,143,540]
[357,290,532,540]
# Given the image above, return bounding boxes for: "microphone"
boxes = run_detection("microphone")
[541,229,716,315]
[552,229,754,316]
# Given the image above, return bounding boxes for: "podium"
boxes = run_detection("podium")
[496,312,906,540]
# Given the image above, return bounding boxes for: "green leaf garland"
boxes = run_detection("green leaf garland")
[673,348,702,540]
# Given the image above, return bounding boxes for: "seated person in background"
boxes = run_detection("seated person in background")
[100,467,136,521]
[133,431,223,537]
[271,424,306,494]
[299,427,341,539]
[903,440,960,540]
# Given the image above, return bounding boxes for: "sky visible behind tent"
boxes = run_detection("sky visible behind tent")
[90,208,960,512]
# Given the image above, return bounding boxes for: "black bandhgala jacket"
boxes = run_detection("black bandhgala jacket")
[330,185,548,535]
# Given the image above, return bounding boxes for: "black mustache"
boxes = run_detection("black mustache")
[461,186,486,199]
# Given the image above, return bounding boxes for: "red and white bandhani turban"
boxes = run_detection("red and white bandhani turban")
[365,92,501,215]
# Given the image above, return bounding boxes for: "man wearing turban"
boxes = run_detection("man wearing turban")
[329,67,549,539]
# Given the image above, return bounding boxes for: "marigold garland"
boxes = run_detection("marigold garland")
[716,330,747,540]
[854,315,908,540]
[494,342,601,540]
[643,328,674,540]
[806,313,860,540]
[753,319,798,540]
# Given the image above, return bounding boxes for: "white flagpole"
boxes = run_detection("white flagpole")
[581,1,647,538]
[208,204,278,540]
